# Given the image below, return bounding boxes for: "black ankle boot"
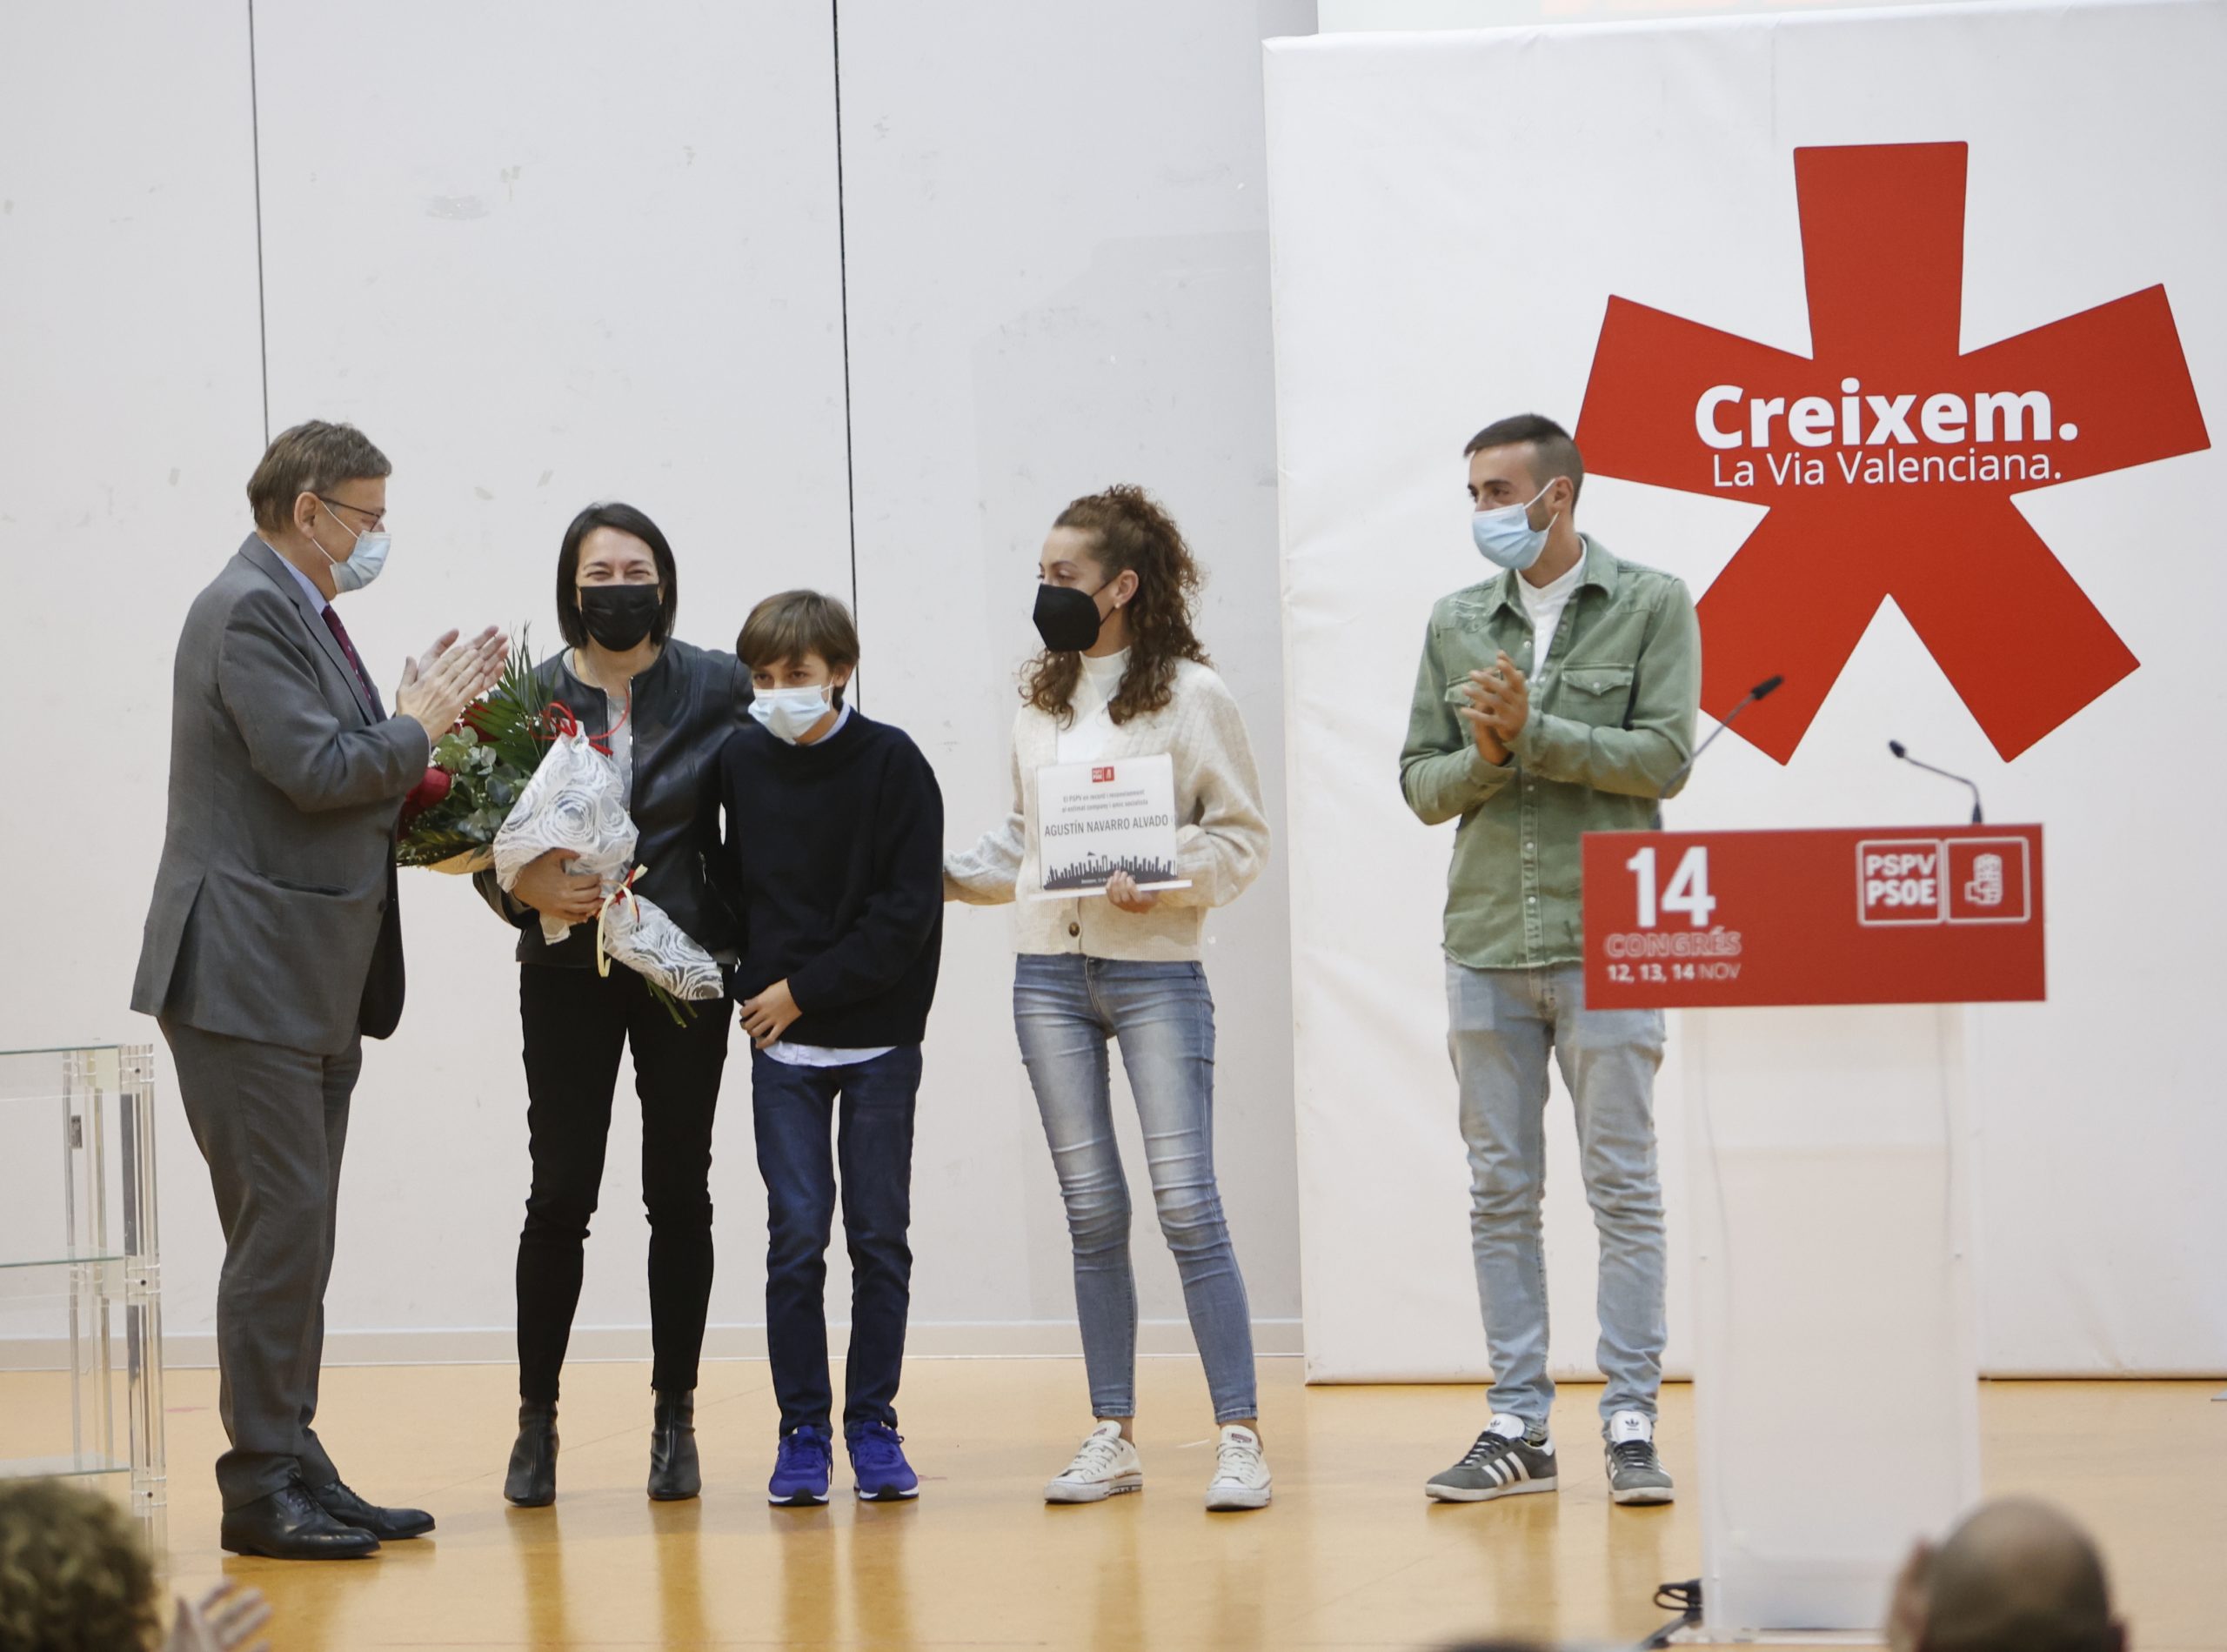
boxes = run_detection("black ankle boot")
[504,1401,558,1507]
[647,1389,700,1502]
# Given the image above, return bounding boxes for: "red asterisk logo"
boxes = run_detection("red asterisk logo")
[1575,143,2209,762]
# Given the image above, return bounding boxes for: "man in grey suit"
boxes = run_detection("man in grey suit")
[132,420,505,1559]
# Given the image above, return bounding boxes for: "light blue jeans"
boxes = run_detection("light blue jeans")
[1448,960,1667,1428]
[1013,955,1259,1423]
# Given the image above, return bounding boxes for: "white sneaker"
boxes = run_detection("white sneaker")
[1205,1425,1273,1511]
[1045,1421,1143,1503]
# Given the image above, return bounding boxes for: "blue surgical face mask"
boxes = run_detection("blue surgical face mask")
[315,500,391,592]
[750,684,834,744]
[1470,482,1557,572]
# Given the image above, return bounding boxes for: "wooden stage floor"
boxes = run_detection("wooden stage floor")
[13,1361,2222,1649]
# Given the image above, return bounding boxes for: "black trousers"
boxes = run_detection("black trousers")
[516,964,732,1404]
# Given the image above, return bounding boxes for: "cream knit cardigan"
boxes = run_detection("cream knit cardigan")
[944,658,1269,961]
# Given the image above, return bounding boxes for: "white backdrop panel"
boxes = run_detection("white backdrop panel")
[231,0,853,1349]
[837,0,1316,1348]
[1267,0,2227,1379]
[0,6,264,1327]
[3,0,1323,1362]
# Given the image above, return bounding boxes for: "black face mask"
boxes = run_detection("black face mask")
[1033,581,1111,654]
[578,584,661,652]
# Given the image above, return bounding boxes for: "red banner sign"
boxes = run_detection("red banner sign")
[1582,825,2045,1008]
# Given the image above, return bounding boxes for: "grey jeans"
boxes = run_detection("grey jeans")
[1448,960,1667,1428]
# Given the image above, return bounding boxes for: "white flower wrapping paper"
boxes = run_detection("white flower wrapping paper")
[492,727,726,1000]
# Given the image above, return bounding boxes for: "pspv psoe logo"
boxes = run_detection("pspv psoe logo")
[1091,766,1117,784]
[1575,143,2210,763]
[1856,837,2031,926]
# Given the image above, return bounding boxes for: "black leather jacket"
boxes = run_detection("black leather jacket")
[476,639,751,967]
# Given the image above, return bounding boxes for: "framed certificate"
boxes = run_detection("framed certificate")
[1032,753,1193,900]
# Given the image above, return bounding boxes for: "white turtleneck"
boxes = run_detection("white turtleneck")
[1057,649,1131,763]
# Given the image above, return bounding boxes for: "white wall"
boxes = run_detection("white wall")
[1321,0,1976,27]
[836,0,1314,1348]
[0,3,266,1348]
[1,3,1312,1363]
[242,0,853,1361]
[1266,1,2227,1380]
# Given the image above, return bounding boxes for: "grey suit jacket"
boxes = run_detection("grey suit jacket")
[131,536,431,1057]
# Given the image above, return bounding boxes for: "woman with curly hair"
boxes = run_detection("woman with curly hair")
[946,485,1274,1511]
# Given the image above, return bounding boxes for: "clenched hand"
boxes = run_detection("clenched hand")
[514,848,604,924]
[739,980,803,1050]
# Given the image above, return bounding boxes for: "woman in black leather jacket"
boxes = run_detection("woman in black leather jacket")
[475,501,749,1508]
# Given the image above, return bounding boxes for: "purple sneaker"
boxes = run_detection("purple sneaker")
[768,1426,833,1507]
[846,1423,920,1502]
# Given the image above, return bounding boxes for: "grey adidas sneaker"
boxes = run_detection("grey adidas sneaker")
[1425,1416,1558,1502]
[1605,1410,1675,1505]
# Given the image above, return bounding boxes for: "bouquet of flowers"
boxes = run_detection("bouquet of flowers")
[396,635,557,874]
[396,633,726,1021]
[489,724,726,1011]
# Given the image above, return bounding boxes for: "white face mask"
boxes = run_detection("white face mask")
[1470,482,1557,572]
[315,499,391,592]
[749,684,835,744]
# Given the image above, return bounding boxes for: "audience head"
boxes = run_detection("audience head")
[0,1478,163,1652]
[1893,1497,2124,1652]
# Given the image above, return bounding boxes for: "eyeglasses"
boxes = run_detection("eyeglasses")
[316,495,387,532]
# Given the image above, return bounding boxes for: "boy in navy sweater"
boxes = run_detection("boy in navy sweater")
[720,590,944,1507]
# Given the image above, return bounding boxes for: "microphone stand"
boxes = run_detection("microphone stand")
[1888,741,1984,824]
[1661,674,1784,796]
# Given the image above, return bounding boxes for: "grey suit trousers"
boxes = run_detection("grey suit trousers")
[163,1020,357,1510]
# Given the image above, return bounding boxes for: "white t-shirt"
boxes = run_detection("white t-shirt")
[1518,550,1588,683]
[1056,649,1132,763]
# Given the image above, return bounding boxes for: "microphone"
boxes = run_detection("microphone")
[1889,740,1983,824]
[1661,674,1783,796]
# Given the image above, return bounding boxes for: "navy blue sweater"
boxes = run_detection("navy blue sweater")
[718,711,944,1048]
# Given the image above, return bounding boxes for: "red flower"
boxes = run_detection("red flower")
[400,766,452,822]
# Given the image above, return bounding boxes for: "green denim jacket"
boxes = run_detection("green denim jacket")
[1400,538,1702,968]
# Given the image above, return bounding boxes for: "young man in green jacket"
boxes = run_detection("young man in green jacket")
[1400,413,1701,1508]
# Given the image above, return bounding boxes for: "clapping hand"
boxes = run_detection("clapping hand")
[1884,1539,1934,1652]
[1460,652,1530,758]
[164,1580,272,1652]
[396,626,510,739]
[1456,668,1509,763]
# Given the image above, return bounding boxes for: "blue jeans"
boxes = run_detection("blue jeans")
[1013,955,1257,1423]
[751,1046,921,1435]
[1448,960,1667,1428]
